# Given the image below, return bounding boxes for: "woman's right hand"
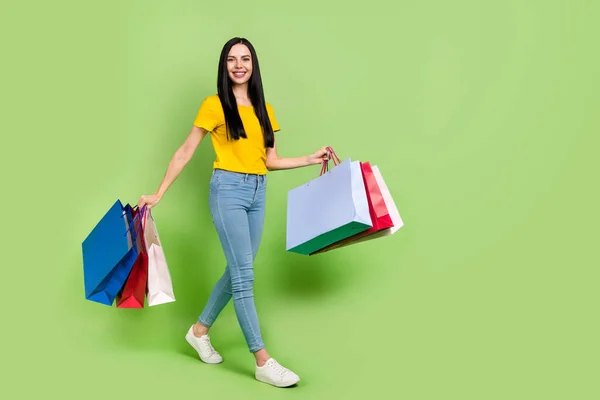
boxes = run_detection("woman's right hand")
[137,193,161,209]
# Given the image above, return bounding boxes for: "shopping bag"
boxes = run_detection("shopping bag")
[116,252,148,308]
[311,164,404,253]
[286,149,372,255]
[360,161,394,230]
[82,200,139,306]
[371,165,404,235]
[310,161,394,254]
[143,208,176,306]
[116,207,148,308]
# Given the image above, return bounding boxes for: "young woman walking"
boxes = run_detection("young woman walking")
[137,37,329,388]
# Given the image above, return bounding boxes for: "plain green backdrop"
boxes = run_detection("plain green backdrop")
[1,0,598,399]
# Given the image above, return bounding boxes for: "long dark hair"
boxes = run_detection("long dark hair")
[217,37,275,148]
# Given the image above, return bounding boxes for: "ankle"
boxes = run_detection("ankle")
[254,349,270,367]
[193,322,209,337]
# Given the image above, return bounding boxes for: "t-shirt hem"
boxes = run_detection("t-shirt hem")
[212,165,268,175]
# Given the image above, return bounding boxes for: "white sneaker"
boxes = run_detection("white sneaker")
[255,358,300,387]
[185,326,223,364]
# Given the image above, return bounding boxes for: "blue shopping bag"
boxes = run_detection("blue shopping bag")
[82,200,140,306]
[286,157,372,255]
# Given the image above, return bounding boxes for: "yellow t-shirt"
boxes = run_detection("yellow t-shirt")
[193,94,280,175]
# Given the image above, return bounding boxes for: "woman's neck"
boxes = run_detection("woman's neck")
[232,84,251,106]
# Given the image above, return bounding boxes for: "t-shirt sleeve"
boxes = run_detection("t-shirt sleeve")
[266,103,280,132]
[193,97,219,131]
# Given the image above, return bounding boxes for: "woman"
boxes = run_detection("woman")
[137,37,329,388]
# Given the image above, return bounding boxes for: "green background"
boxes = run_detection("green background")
[2,1,598,399]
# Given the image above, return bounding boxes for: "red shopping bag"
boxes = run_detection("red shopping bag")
[359,161,393,231]
[116,206,149,308]
[116,252,148,308]
[311,161,393,254]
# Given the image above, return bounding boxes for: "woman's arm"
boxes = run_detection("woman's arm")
[138,125,208,208]
[266,141,329,171]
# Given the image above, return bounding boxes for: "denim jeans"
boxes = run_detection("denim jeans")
[198,168,267,353]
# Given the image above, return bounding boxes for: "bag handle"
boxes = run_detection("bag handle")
[123,204,147,238]
[320,146,341,176]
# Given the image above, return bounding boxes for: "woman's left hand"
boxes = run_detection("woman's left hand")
[307,147,330,165]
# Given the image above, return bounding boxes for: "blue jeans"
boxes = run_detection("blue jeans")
[198,168,267,353]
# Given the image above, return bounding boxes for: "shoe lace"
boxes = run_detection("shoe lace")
[268,360,289,376]
[200,335,216,356]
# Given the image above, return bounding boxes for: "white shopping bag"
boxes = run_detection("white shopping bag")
[143,209,176,306]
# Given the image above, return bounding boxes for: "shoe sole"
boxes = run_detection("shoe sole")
[256,375,300,388]
[185,333,223,364]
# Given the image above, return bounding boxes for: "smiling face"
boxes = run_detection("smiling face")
[227,43,253,86]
